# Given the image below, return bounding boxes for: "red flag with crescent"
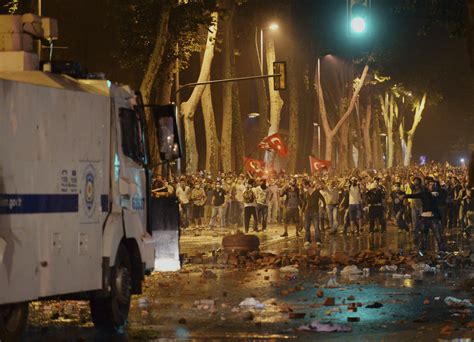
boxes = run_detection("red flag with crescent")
[243,157,265,175]
[309,156,331,173]
[259,133,288,157]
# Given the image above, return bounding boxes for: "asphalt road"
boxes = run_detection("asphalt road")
[25,224,474,341]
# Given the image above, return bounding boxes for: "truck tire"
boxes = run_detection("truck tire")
[222,233,260,253]
[0,302,29,342]
[90,244,132,331]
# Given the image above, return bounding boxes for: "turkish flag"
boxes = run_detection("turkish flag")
[259,133,288,157]
[243,157,265,175]
[309,156,331,173]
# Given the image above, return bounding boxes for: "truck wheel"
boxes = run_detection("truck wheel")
[90,244,132,331]
[0,302,29,342]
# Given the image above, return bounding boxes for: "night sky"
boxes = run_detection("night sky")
[38,0,474,165]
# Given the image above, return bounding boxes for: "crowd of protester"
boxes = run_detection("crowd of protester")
[153,162,473,254]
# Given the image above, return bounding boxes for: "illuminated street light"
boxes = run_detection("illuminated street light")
[269,23,279,31]
[351,17,366,33]
[248,112,260,119]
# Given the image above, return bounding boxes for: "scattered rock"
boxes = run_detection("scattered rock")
[366,302,383,309]
[202,269,217,279]
[243,311,254,321]
[289,312,306,319]
[323,297,336,306]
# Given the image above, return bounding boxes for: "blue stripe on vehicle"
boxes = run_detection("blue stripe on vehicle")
[101,194,109,212]
[0,194,79,214]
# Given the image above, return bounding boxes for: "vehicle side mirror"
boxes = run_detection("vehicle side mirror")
[152,104,182,161]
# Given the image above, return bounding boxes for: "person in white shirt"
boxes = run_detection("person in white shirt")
[176,180,191,228]
[321,180,340,234]
[254,179,272,231]
[348,177,363,234]
[268,179,279,224]
[242,181,258,233]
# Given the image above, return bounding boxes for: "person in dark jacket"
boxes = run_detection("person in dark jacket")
[301,180,326,245]
[366,181,386,233]
[280,179,301,237]
[404,177,445,253]
[391,182,409,232]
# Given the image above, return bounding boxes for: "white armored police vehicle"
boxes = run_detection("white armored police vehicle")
[0,14,181,340]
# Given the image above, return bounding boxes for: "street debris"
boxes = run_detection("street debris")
[297,321,352,333]
[412,263,437,273]
[392,273,411,279]
[444,296,473,308]
[379,265,398,272]
[194,299,216,310]
[280,265,299,273]
[347,317,360,322]
[341,265,363,276]
[323,297,336,306]
[239,298,265,309]
[202,269,217,278]
[289,312,306,319]
[366,302,384,309]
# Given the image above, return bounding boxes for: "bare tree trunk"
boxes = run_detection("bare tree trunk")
[372,112,384,169]
[316,60,370,163]
[380,92,395,168]
[404,93,427,166]
[338,120,350,172]
[264,35,284,168]
[362,97,373,168]
[287,53,299,173]
[220,3,235,172]
[201,80,220,175]
[155,61,174,104]
[232,81,245,172]
[140,4,171,104]
[138,3,171,170]
[181,12,218,173]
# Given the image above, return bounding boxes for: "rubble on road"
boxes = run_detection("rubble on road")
[340,265,363,276]
[297,321,352,333]
[182,247,473,277]
[239,297,265,309]
[444,296,473,308]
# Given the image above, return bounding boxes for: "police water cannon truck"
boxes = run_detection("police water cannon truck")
[0,14,181,340]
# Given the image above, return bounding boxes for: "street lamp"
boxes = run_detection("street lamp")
[248,112,260,119]
[256,23,279,75]
[313,123,321,158]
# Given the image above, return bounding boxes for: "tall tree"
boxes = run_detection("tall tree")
[181,11,219,173]
[264,35,284,168]
[404,93,427,165]
[220,0,236,172]
[316,60,369,163]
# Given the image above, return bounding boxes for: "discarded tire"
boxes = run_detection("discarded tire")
[222,233,260,253]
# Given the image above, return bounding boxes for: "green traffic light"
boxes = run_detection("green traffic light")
[351,16,366,33]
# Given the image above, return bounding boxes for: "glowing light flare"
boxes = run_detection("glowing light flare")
[351,17,366,33]
[269,23,279,31]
